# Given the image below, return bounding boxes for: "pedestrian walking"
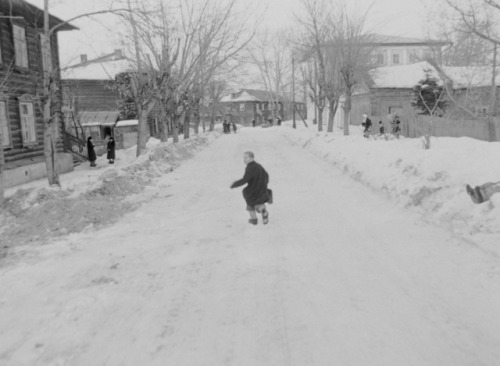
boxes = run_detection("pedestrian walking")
[361,114,372,138]
[230,151,272,225]
[232,122,237,133]
[107,136,115,164]
[391,114,401,138]
[87,136,97,167]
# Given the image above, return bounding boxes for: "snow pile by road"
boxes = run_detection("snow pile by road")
[0,130,220,256]
[279,121,500,253]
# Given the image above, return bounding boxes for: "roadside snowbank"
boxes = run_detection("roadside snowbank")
[279,121,500,254]
[0,131,220,256]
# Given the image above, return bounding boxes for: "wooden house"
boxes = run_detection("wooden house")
[0,0,76,188]
[61,51,132,142]
[220,89,306,126]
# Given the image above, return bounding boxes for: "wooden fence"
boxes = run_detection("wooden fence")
[406,115,500,142]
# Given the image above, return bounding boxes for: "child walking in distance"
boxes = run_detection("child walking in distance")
[230,151,271,225]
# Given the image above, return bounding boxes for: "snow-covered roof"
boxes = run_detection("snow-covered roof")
[221,90,259,102]
[80,111,119,125]
[369,61,440,89]
[61,59,134,80]
[220,89,286,103]
[441,66,500,88]
[116,119,138,127]
[366,34,448,46]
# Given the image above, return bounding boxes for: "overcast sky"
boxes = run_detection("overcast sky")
[25,0,430,66]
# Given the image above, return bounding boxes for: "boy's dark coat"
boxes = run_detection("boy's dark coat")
[231,161,270,206]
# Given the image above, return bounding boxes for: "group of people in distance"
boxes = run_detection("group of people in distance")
[223,120,237,134]
[86,135,116,167]
[361,113,401,139]
[251,116,282,127]
[361,114,499,205]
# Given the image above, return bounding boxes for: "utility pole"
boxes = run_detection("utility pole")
[292,56,296,129]
[490,44,497,141]
[314,60,318,125]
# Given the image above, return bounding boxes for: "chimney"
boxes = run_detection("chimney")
[114,49,123,59]
[80,54,88,64]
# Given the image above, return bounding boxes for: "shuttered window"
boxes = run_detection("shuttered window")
[13,24,28,68]
[19,102,36,144]
[0,101,10,147]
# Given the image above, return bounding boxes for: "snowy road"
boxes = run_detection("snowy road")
[1,127,500,365]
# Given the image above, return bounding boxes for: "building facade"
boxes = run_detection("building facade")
[220,89,306,126]
[1,0,76,187]
[368,35,448,67]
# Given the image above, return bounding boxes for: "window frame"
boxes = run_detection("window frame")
[392,53,400,65]
[18,95,37,146]
[13,23,29,69]
[239,103,245,112]
[0,96,11,148]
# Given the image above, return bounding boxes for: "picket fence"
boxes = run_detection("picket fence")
[366,114,500,142]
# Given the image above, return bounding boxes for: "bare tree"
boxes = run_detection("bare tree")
[295,0,329,131]
[327,4,373,135]
[247,29,292,121]
[120,0,255,145]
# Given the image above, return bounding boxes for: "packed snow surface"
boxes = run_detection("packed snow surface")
[1,122,499,365]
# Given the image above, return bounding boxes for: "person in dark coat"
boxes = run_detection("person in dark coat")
[87,136,96,167]
[107,136,115,164]
[230,151,271,225]
[361,114,372,138]
[391,114,401,138]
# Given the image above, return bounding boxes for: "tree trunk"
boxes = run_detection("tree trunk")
[0,129,4,204]
[43,0,60,186]
[193,106,200,134]
[209,114,215,132]
[43,99,60,186]
[172,114,180,143]
[159,106,169,142]
[327,98,337,132]
[343,91,352,136]
[317,106,324,132]
[183,112,190,139]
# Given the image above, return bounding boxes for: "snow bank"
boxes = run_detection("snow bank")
[0,132,220,253]
[279,121,500,253]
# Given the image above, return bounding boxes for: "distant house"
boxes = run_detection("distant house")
[439,65,500,117]
[61,49,133,144]
[337,60,500,135]
[333,61,441,132]
[1,0,76,188]
[367,34,449,67]
[305,34,449,127]
[220,89,306,125]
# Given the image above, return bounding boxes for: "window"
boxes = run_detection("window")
[0,101,10,147]
[392,53,400,64]
[239,103,245,112]
[19,102,36,145]
[13,24,28,68]
[376,53,384,65]
[409,51,419,63]
[39,33,52,73]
